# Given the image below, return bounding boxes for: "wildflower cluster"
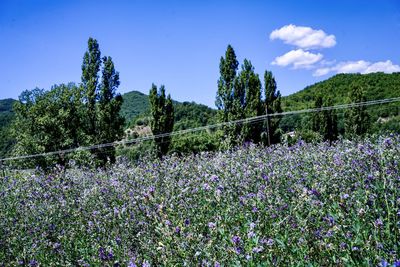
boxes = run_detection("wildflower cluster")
[0,135,399,265]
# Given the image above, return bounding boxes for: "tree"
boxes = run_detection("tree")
[149,84,174,158]
[312,94,324,133]
[236,59,263,143]
[263,70,282,145]
[345,83,370,138]
[81,37,101,144]
[216,45,239,120]
[80,38,123,166]
[312,95,338,143]
[12,84,84,169]
[323,96,338,143]
[97,56,125,164]
[216,45,239,145]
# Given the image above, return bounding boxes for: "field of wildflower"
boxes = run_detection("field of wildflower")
[1,135,399,266]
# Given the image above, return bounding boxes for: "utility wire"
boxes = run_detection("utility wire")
[1,97,399,162]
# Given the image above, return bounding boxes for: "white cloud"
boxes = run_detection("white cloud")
[313,68,331,77]
[364,60,400,73]
[313,60,400,76]
[270,24,336,49]
[272,49,323,69]
[335,60,370,73]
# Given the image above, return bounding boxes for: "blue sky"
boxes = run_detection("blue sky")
[1,0,399,107]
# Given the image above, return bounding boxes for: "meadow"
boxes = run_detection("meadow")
[1,135,399,266]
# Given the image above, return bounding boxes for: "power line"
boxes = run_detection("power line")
[1,97,399,162]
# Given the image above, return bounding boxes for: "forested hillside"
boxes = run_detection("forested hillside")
[0,91,216,159]
[121,90,217,130]
[283,72,400,111]
[2,73,400,159]
[280,72,400,132]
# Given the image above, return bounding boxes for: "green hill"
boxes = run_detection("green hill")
[283,72,400,110]
[280,72,400,132]
[120,91,150,123]
[121,90,217,130]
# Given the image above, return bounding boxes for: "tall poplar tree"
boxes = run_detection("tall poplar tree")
[236,59,263,143]
[263,70,282,145]
[81,37,101,144]
[97,56,125,164]
[149,84,174,158]
[216,45,239,122]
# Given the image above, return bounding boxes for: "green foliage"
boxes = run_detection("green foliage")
[173,101,217,130]
[263,70,282,145]
[170,131,219,155]
[216,46,267,146]
[121,91,150,124]
[79,38,124,166]
[281,72,400,137]
[345,84,370,138]
[81,37,101,142]
[149,84,174,157]
[0,99,16,158]
[216,45,239,118]
[312,95,338,143]
[236,59,263,143]
[97,56,125,165]
[11,84,84,169]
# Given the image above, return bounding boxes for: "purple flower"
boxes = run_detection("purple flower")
[142,260,150,267]
[247,231,255,238]
[128,261,137,267]
[380,259,389,267]
[252,246,264,253]
[266,238,275,246]
[99,247,107,261]
[184,218,190,226]
[375,218,384,228]
[214,261,221,267]
[175,226,181,234]
[29,260,38,267]
[53,242,61,250]
[203,183,211,191]
[231,235,241,245]
[210,175,219,182]
[208,222,216,229]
